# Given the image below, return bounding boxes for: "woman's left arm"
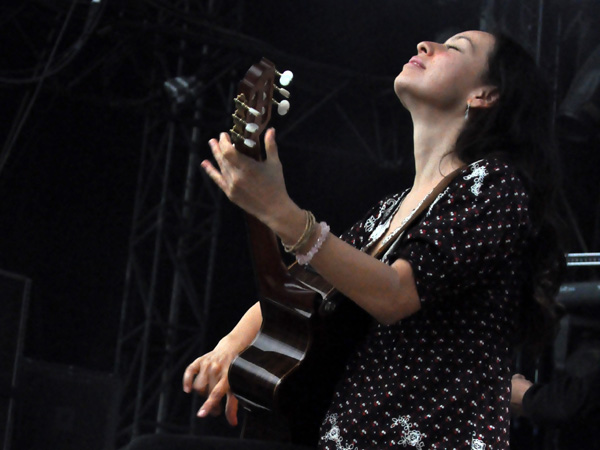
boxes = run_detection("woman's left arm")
[202,129,421,324]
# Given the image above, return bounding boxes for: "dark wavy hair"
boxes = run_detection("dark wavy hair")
[453,32,566,351]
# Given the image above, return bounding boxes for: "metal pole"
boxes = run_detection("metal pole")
[132,118,176,437]
[0,270,31,450]
[536,0,544,65]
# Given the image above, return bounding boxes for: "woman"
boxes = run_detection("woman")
[181,30,564,449]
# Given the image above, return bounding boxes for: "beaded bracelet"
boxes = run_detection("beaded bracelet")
[283,210,315,254]
[296,222,330,266]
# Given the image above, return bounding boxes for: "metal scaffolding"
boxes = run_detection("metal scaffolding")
[113,0,246,445]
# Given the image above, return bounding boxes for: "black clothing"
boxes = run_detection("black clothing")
[320,160,532,450]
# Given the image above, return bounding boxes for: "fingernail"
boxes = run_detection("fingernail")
[198,408,207,417]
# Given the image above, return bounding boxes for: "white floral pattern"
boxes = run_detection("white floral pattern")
[391,415,426,449]
[364,197,399,233]
[323,414,356,450]
[463,160,488,196]
[471,437,486,450]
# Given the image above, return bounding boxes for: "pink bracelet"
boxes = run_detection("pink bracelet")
[296,222,330,266]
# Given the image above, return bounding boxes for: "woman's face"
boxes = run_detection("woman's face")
[394,30,496,112]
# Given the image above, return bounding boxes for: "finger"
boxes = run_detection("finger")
[225,392,239,426]
[219,132,232,146]
[206,362,224,400]
[191,364,209,397]
[197,398,222,418]
[217,132,237,161]
[197,378,229,418]
[264,128,280,162]
[200,160,228,193]
[512,373,525,380]
[183,360,201,393]
[208,139,227,169]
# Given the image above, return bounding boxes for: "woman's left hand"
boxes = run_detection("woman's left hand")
[201,128,294,226]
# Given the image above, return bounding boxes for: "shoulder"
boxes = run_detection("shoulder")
[447,158,529,205]
[425,158,530,225]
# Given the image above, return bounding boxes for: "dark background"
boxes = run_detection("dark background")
[1,0,599,448]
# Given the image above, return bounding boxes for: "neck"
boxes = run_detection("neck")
[409,107,466,191]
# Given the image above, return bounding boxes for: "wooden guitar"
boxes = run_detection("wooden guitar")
[226,58,369,445]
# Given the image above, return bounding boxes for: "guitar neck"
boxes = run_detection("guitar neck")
[244,212,291,294]
[229,58,323,311]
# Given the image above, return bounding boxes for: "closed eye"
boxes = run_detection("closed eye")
[446,45,460,51]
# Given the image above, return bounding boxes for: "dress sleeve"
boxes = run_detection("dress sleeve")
[389,160,532,305]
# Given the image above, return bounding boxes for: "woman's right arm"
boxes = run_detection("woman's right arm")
[182,301,262,426]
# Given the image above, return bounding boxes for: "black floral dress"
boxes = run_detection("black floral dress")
[318,159,532,450]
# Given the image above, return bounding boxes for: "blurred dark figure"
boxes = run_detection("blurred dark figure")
[511,337,600,450]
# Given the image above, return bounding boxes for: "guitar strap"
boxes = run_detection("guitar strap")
[289,165,467,300]
[372,164,466,260]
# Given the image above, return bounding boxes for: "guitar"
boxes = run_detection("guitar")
[226,58,369,445]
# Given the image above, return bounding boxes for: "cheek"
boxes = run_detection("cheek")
[432,64,481,99]
[451,63,482,90]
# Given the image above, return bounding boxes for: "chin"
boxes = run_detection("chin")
[393,75,409,100]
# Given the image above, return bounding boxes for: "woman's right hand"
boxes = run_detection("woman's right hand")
[182,337,240,426]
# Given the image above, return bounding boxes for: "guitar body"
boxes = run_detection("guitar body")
[229,264,369,445]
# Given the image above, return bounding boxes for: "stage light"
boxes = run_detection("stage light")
[163,76,202,106]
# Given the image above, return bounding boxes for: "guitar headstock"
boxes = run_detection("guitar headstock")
[230,58,292,161]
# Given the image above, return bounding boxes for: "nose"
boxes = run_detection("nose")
[416,41,436,55]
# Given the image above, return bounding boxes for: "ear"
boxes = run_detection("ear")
[468,85,499,109]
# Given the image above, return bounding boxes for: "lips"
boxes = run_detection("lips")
[408,57,425,69]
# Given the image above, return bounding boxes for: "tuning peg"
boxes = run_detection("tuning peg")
[245,123,259,133]
[274,85,290,99]
[231,114,260,134]
[234,97,261,116]
[230,129,257,148]
[276,69,293,86]
[273,99,290,116]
